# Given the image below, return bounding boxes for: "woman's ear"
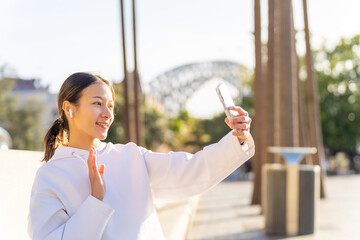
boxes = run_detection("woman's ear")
[62,101,74,120]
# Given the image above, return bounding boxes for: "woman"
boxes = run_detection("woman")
[28,72,254,240]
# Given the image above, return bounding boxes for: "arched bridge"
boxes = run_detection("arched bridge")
[148,61,243,115]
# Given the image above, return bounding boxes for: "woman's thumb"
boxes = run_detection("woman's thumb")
[98,164,105,178]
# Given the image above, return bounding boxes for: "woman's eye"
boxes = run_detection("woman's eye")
[94,102,101,106]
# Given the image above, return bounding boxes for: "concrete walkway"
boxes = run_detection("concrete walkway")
[186,175,360,240]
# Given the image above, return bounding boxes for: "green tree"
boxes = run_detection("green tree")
[6,98,45,150]
[167,110,210,152]
[0,77,45,150]
[0,78,16,123]
[144,106,168,150]
[315,35,360,153]
[199,112,228,143]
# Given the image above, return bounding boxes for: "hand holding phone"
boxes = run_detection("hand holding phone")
[216,82,251,143]
[216,82,239,119]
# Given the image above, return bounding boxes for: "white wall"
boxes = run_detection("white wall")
[0,150,43,240]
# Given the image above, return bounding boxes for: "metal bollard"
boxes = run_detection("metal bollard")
[262,163,320,236]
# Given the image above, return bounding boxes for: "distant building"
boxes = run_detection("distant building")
[9,78,58,129]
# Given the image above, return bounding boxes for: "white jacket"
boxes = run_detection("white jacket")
[28,131,254,240]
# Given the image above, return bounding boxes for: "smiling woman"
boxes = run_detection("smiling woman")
[41,72,115,162]
[63,82,115,150]
[28,72,255,240]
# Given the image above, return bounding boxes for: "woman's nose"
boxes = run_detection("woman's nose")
[102,107,113,119]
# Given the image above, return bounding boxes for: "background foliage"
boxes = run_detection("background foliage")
[315,35,360,154]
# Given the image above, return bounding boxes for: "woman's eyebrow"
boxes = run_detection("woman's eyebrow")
[92,96,114,103]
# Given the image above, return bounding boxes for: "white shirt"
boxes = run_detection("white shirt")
[28,131,255,240]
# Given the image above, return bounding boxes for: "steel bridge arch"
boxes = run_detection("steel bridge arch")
[148,61,243,115]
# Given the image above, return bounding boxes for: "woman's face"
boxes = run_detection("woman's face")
[70,82,114,142]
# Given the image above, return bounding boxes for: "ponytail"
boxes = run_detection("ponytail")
[42,118,68,162]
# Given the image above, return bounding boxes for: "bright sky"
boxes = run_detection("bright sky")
[0,0,359,117]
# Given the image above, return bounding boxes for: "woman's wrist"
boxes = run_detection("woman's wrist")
[92,192,104,201]
[237,136,246,145]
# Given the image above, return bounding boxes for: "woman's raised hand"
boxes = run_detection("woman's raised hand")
[87,147,106,201]
[225,106,252,144]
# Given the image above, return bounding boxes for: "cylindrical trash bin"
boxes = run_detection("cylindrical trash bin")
[262,163,320,236]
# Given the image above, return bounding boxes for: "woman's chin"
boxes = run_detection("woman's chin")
[96,133,108,140]
[98,135,107,140]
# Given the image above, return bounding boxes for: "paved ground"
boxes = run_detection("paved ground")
[186,175,360,240]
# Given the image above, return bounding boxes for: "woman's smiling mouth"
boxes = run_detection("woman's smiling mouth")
[96,122,109,129]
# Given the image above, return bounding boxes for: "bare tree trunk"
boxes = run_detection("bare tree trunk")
[303,0,327,198]
[264,0,276,164]
[251,0,263,205]
[120,0,131,143]
[132,0,145,146]
[277,0,299,148]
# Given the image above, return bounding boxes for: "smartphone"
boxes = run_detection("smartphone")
[216,82,239,119]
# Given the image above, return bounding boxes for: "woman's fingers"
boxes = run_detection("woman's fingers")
[225,117,230,126]
[98,164,105,173]
[224,106,251,144]
[231,122,250,130]
[228,106,248,116]
[232,130,250,143]
[98,164,106,186]
[87,147,94,172]
[88,147,103,178]
[87,147,97,173]
[87,147,106,200]
[232,115,252,124]
[225,118,251,129]
[98,164,105,180]
[225,118,251,137]
[231,129,249,136]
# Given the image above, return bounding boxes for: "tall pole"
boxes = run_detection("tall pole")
[132,0,144,146]
[273,0,281,162]
[265,0,276,163]
[303,0,326,198]
[120,0,130,142]
[251,0,263,205]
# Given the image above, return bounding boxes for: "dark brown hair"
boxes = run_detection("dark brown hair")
[42,72,115,162]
